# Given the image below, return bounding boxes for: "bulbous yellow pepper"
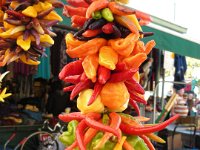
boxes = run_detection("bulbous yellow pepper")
[77,89,104,114]
[99,46,118,70]
[82,53,99,82]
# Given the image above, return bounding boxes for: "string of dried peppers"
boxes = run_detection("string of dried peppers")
[0,0,64,66]
[58,0,179,150]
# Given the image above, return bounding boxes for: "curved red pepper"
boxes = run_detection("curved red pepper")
[71,15,87,27]
[70,78,92,100]
[129,99,140,116]
[64,75,81,84]
[139,135,155,150]
[76,120,87,150]
[108,69,137,83]
[63,5,87,17]
[67,0,89,8]
[85,117,120,139]
[59,60,83,80]
[63,85,76,92]
[120,114,179,135]
[129,91,147,104]
[97,65,111,84]
[87,82,103,105]
[125,78,145,94]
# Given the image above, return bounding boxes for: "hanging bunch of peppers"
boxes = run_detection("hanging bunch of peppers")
[58,0,179,150]
[0,71,11,102]
[0,0,63,66]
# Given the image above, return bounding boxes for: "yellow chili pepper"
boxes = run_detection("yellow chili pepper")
[146,133,166,143]
[17,35,31,51]
[43,11,63,21]
[114,136,127,150]
[22,6,37,18]
[40,34,54,45]
[65,33,86,48]
[77,89,104,114]
[19,54,40,65]
[82,53,99,82]
[99,46,118,70]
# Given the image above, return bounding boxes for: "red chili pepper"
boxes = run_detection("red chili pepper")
[59,112,101,122]
[71,15,87,27]
[135,10,152,22]
[125,78,145,94]
[97,65,111,84]
[76,120,87,150]
[115,62,127,71]
[80,72,88,81]
[65,140,78,150]
[108,69,137,83]
[82,29,102,37]
[64,75,81,84]
[139,135,155,150]
[59,60,83,80]
[129,92,147,104]
[6,10,25,19]
[87,82,103,105]
[70,79,92,100]
[85,117,120,139]
[63,5,87,17]
[120,114,179,135]
[129,99,140,116]
[102,23,114,34]
[63,85,76,92]
[67,0,89,8]
[94,112,121,149]
[58,112,85,122]
[86,0,109,18]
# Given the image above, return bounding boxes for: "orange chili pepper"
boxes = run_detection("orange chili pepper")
[82,53,99,82]
[66,38,107,58]
[123,140,135,150]
[109,33,139,57]
[145,40,156,55]
[100,82,129,111]
[82,29,102,37]
[99,46,118,70]
[123,53,147,69]
[86,0,109,18]
[108,2,135,16]
[132,41,145,55]
[65,33,86,48]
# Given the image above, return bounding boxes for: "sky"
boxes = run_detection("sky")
[128,0,200,41]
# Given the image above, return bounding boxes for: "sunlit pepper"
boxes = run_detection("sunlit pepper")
[99,46,118,70]
[77,89,104,114]
[100,82,129,111]
[82,53,99,82]
[66,38,107,58]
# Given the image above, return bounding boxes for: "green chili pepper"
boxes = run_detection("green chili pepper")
[92,11,102,19]
[126,135,149,150]
[59,120,78,146]
[87,132,116,150]
[102,114,110,125]
[101,8,114,22]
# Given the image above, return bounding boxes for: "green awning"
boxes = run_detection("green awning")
[142,26,200,59]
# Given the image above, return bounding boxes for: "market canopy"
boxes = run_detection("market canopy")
[142,24,200,59]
